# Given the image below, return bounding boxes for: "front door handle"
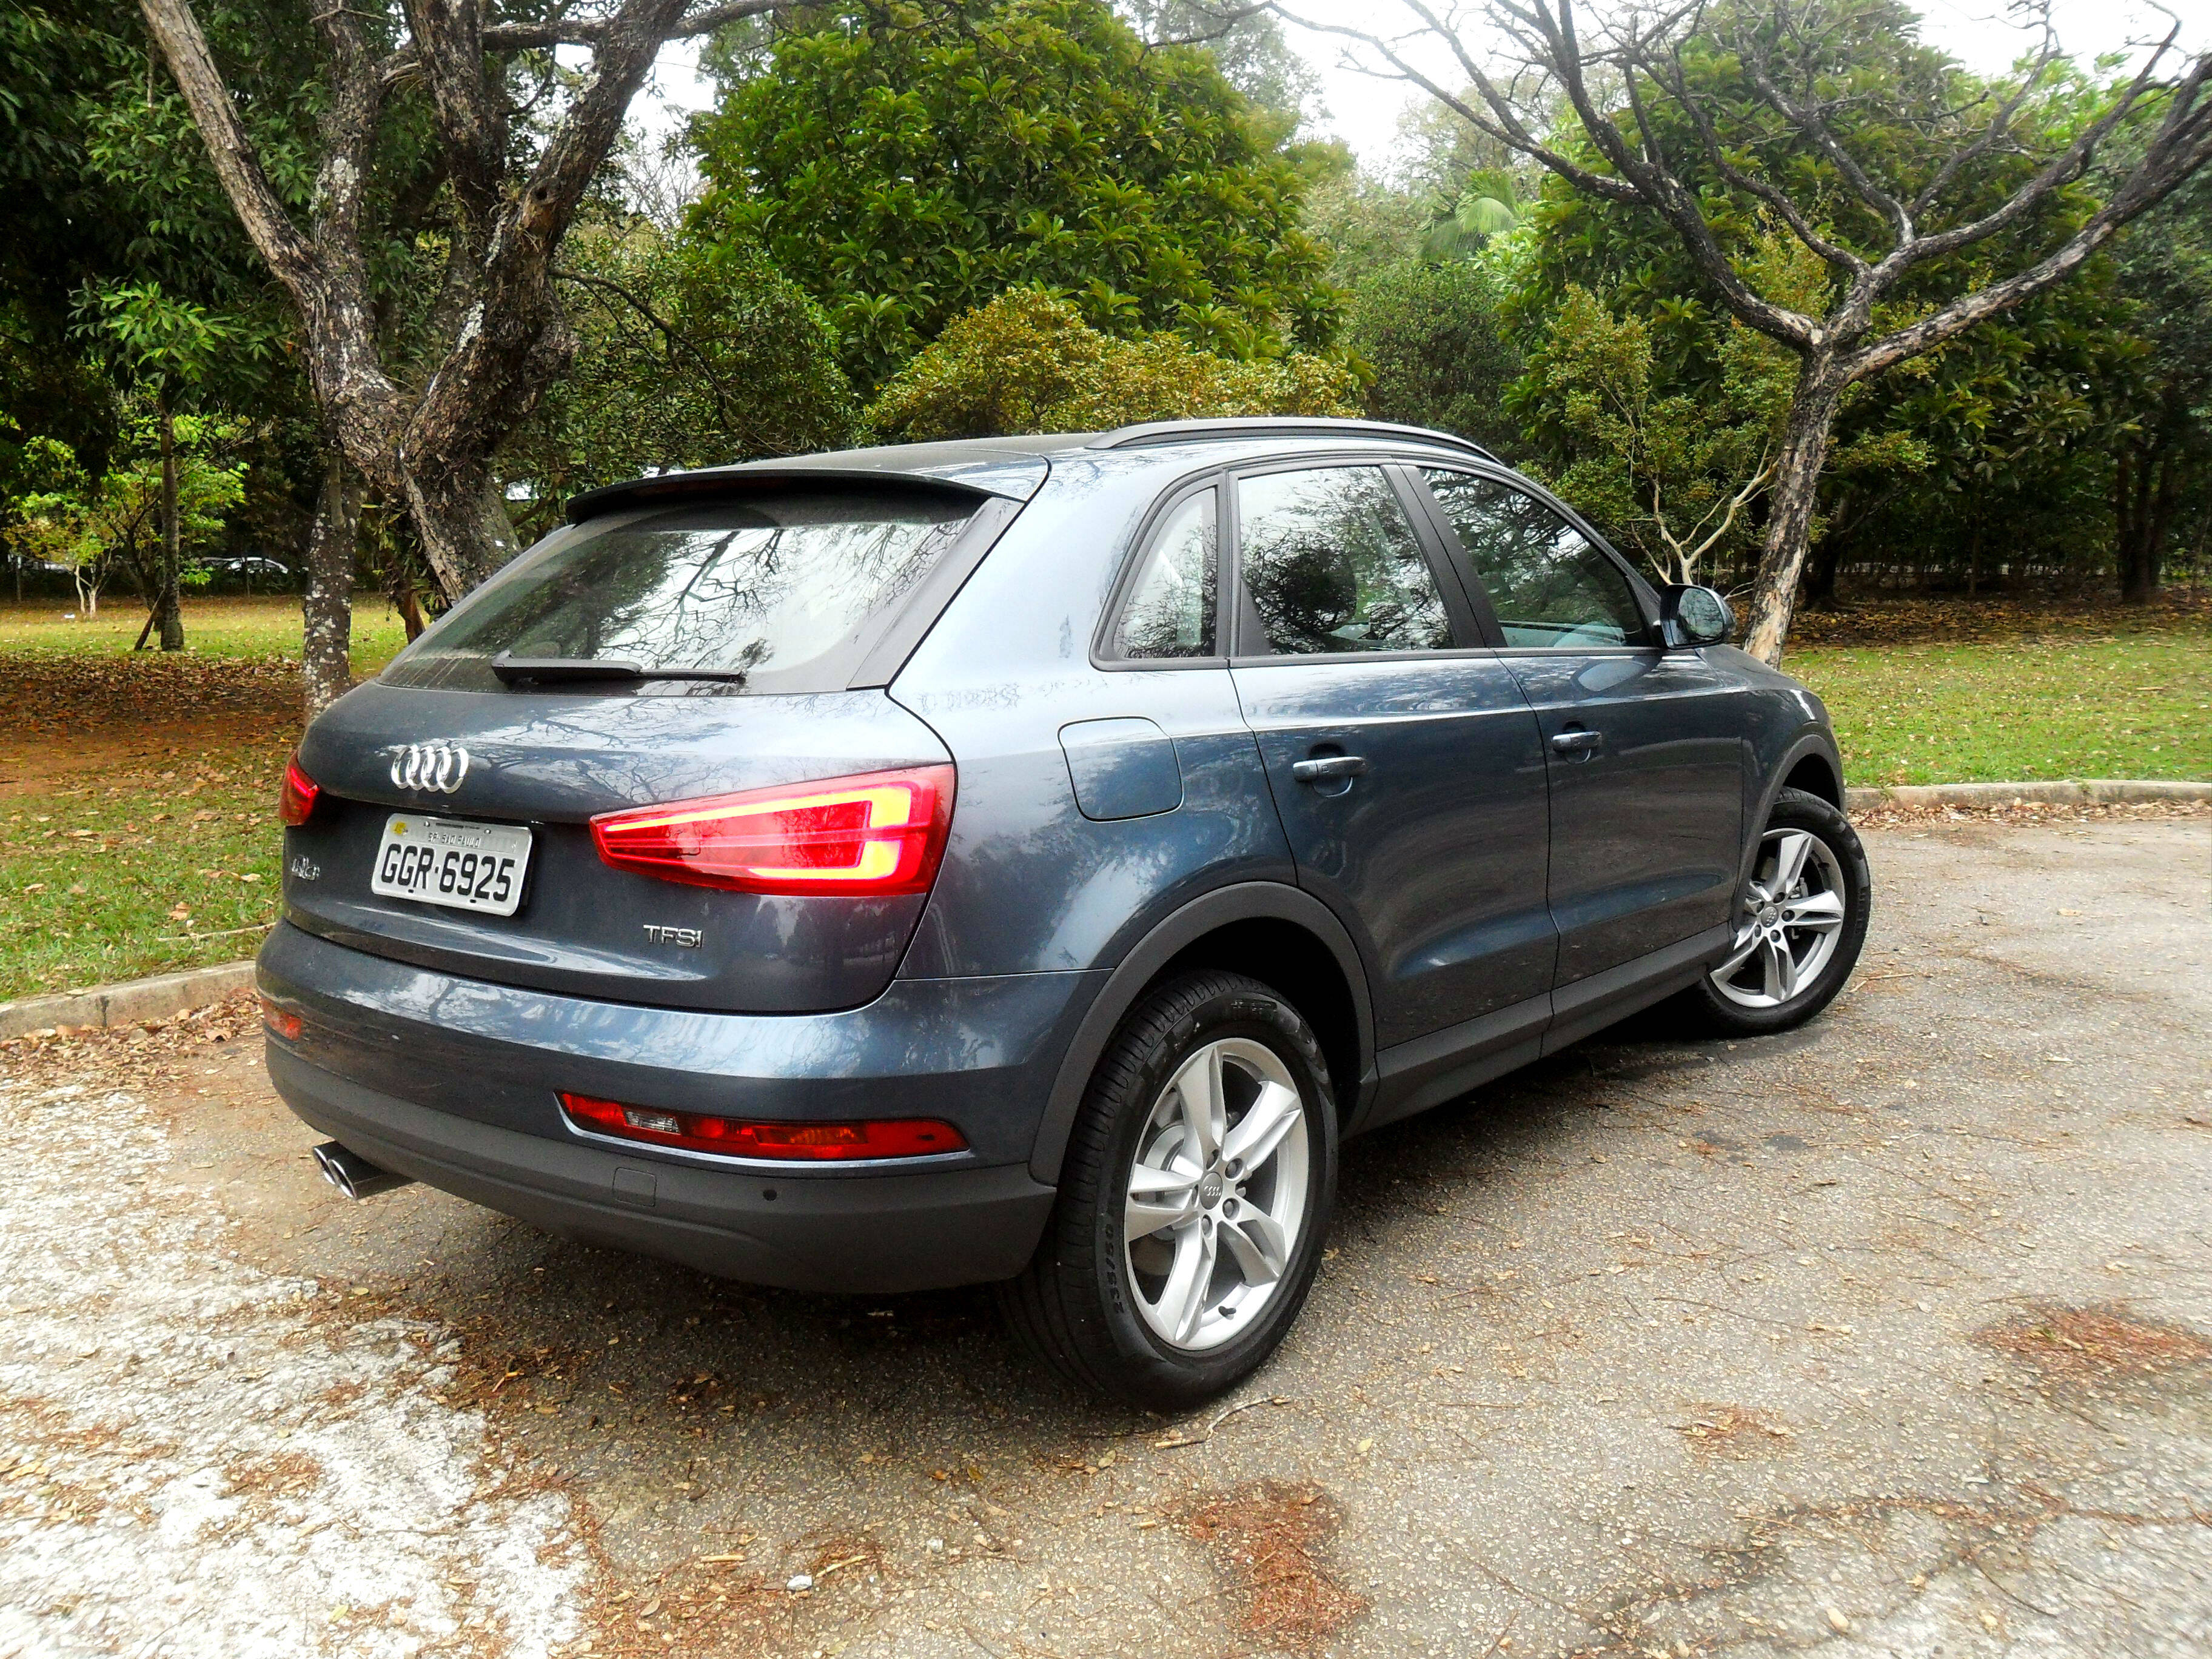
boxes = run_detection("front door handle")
[1291,754,1369,784]
[1550,729,1604,758]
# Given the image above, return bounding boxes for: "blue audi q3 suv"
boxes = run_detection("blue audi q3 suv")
[260,418,1870,1404]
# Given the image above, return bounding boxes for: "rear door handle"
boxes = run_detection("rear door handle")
[1550,729,1604,757]
[1291,754,1369,783]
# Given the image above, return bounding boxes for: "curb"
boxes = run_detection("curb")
[1843,779,2211,813]
[0,959,257,1042]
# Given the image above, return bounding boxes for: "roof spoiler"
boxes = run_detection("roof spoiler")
[564,466,1005,526]
[1088,417,1496,462]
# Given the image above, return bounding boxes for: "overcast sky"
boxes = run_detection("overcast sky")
[632,0,2207,179]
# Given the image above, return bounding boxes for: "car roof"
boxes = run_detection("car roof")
[564,420,1496,523]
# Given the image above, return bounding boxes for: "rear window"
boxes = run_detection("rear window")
[382,487,977,694]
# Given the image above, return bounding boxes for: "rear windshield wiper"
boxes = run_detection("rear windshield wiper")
[489,654,749,686]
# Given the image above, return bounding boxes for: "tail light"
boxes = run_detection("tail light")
[278,754,320,826]
[589,765,954,896]
[558,1093,967,1161]
[259,994,302,1041]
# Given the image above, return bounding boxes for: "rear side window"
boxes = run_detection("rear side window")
[1421,470,1646,649]
[382,488,977,693]
[1236,467,1453,655]
[1111,488,1218,659]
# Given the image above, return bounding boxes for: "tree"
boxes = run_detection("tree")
[2110,167,2212,602]
[1287,0,2212,660]
[500,224,856,541]
[1345,258,1523,453]
[75,280,270,650]
[135,0,785,609]
[8,400,248,620]
[690,0,1344,396]
[863,288,1359,441]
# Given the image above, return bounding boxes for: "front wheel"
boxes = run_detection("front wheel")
[999,971,1338,1409]
[1684,786,1871,1036]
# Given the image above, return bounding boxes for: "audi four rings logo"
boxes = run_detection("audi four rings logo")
[389,742,472,794]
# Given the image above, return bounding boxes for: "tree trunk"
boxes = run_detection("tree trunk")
[2117,444,2157,604]
[303,447,363,719]
[1738,361,1848,666]
[401,459,522,601]
[154,394,186,652]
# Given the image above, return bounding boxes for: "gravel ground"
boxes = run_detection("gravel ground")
[2,813,2207,1659]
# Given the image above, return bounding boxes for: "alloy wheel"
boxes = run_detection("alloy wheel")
[1122,1037,1312,1353]
[1710,826,1849,1009]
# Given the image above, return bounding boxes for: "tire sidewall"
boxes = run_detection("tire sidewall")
[1085,979,1338,1404]
[1700,788,1872,1034]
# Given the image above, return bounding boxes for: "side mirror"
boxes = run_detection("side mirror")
[1660,584,1734,648]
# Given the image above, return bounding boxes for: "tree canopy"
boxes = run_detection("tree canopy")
[689,0,1345,394]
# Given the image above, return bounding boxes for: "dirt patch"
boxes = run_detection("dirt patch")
[1789,589,2212,648]
[1184,1479,1366,1652]
[1671,1404,1798,1458]
[1851,798,2210,833]
[1977,1304,2212,1395]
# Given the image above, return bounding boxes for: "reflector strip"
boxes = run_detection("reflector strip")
[558,1093,967,1162]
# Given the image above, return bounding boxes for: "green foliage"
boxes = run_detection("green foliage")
[1500,5,2150,596]
[501,226,856,538]
[7,394,249,605]
[689,0,1342,395]
[863,289,1359,442]
[1345,260,1521,457]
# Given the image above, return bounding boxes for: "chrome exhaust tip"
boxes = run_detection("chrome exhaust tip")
[312,1141,415,1201]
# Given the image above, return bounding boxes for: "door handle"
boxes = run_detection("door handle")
[1291,754,1369,783]
[1550,729,1604,758]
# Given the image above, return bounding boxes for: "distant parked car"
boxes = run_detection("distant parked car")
[203,555,293,592]
[260,418,1871,1405]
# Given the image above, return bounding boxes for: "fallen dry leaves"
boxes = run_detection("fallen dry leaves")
[1184,1480,1366,1652]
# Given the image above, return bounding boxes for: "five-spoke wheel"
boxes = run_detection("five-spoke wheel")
[1686,786,1871,1034]
[999,971,1338,1407]
[1123,1037,1311,1352]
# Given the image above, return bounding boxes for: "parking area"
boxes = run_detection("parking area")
[3,812,2208,1658]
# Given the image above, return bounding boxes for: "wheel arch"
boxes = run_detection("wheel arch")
[1741,729,1846,886]
[1027,883,1375,1184]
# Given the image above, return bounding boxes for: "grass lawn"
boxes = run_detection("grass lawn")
[1789,629,2212,788]
[0,590,2205,1004]
[0,595,412,1005]
[0,592,411,671]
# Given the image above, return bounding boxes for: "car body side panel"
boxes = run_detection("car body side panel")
[1231,655,1557,1047]
[891,453,1296,981]
[1505,648,1747,986]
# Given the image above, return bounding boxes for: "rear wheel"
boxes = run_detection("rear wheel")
[999,971,1338,1408]
[1685,786,1870,1036]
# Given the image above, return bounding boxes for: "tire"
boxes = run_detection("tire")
[1683,785,1871,1036]
[999,970,1339,1409]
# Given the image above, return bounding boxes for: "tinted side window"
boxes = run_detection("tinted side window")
[1112,489,1218,659]
[1422,470,1646,649]
[1238,468,1453,655]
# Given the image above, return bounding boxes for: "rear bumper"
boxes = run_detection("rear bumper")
[257,922,1094,1291]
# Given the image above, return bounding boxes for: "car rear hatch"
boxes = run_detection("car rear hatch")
[281,472,1030,1014]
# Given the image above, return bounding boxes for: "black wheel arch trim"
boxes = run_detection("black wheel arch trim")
[1741,729,1847,888]
[1027,881,1376,1184]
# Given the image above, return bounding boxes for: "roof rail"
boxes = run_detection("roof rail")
[1088,417,1495,462]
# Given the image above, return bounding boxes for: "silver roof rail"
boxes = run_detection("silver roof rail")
[1088,417,1495,462]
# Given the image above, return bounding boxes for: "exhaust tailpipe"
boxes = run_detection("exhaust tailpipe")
[312,1141,415,1201]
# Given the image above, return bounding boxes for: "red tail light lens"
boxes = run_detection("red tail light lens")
[259,994,302,1041]
[558,1093,967,1161]
[589,765,954,896]
[278,754,320,826]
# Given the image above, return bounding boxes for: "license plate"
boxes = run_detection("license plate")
[369,814,532,917]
